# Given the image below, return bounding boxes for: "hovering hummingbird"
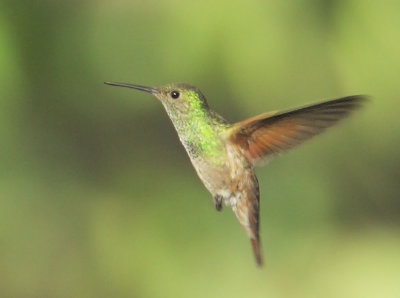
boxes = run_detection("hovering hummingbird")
[105,81,365,266]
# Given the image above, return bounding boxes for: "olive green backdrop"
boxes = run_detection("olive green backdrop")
[1,1,399,297]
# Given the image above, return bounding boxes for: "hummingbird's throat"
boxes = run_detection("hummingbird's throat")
[161,97,226,163]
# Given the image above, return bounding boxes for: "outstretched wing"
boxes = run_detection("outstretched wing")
[229,95,366,166]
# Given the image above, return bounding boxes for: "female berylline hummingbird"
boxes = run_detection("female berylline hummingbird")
[105,81,365,266]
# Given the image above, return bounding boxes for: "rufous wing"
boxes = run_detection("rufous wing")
[229,95,366,166]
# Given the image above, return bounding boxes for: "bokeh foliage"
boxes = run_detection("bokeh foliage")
[0,0,399,297]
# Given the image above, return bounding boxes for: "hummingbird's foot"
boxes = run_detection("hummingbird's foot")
[213,195,223,211]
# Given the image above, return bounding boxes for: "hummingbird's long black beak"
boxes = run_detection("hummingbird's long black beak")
[104,82,160,94]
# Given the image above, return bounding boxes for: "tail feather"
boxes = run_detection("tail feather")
[233,173,263,266]
[251,237,263,266]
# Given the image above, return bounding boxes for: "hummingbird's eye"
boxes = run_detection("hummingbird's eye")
[170,90,180,99]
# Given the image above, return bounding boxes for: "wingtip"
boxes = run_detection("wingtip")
[338,94,370,107]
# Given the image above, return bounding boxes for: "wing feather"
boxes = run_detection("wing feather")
[229,95,366,166]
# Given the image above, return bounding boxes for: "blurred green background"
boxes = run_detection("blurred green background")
[1,0,399,297]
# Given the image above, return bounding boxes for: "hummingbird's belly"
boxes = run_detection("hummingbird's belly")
[190,146,253,199]
[191,157,229,195]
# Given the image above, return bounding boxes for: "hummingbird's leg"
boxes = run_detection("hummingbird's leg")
[213,195,223,211]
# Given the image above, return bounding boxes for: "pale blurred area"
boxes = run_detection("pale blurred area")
[0,1,399,297]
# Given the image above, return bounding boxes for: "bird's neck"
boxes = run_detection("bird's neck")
[164,104,228,162]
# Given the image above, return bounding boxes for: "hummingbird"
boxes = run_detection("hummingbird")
[105,81,365,266]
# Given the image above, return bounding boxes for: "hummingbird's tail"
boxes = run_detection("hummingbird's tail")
[251,237,263,266]
[232,173,263,266]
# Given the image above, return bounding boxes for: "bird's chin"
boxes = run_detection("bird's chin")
[152,93,162,101]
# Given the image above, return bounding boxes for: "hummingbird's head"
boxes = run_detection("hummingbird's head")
[104,82,209,118]
[154,83,209,112]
